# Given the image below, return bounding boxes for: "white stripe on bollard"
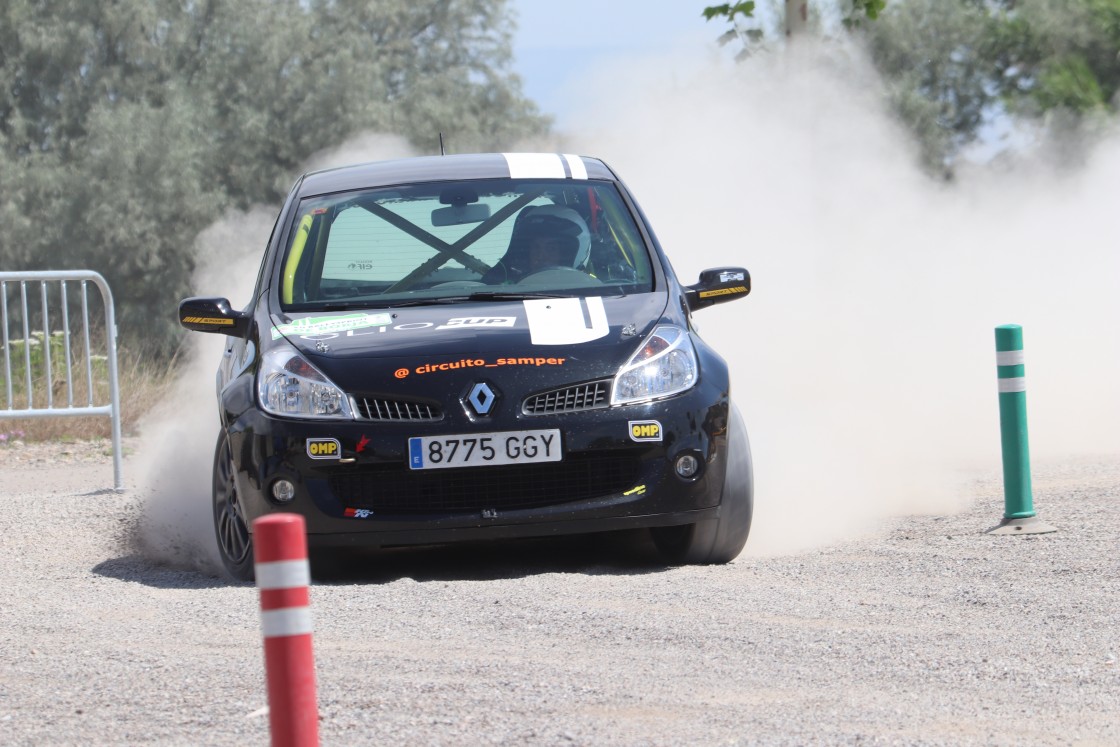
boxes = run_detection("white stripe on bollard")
[998,377,1027,393]
[255,559,311,590]
[261,607,314,638]
[996,350,1025,366]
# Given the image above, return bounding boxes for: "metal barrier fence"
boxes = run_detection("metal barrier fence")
[0,271,123,490]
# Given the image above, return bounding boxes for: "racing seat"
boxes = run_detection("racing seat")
[481,205,591,284]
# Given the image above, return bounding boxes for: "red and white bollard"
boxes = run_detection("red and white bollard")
[253,514,319,747]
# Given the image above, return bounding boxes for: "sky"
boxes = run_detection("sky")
[510,2,718,128]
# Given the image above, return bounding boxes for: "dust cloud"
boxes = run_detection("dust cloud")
[133,42,1120,569]
[133,137,415,573]
[556,41,1120,555]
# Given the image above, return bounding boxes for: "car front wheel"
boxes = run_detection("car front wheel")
[651,402,754,564]
[212,430,255,582]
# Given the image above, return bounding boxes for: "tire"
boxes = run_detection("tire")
[651,403,754,564]
[212,430,255,582]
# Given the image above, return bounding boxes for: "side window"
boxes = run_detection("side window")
[588,188,652,284]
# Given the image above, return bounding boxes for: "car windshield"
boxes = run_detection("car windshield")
[277,178,654,310]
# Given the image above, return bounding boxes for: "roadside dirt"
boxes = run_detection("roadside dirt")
[2,442,1117,746]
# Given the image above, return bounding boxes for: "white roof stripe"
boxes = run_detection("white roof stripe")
[563,154,588,180]
[503,153,566,179]
[255,559,311,590]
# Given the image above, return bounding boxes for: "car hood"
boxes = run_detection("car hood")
[269,294,671,391]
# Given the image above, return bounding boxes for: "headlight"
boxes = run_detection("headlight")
[611,326,698,405]
[257,346,354,419]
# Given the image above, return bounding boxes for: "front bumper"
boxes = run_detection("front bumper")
[225,384,730,548]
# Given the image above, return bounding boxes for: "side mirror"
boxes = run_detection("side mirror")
[179,297,252,337]
[684,267,751,312]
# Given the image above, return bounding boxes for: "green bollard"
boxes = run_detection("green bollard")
[987,324,1056,535]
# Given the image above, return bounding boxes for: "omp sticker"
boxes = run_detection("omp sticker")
[437,317,516,329]
[698,286,748,299]
[182,316,234,326]
[524,297,608,345]
[306,438,341,459]
[271,313,392,340]
[503,153,566,178]
[629,420,663,442]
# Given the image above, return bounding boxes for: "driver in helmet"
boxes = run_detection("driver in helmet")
[482,205,590,284]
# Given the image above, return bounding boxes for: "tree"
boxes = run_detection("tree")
[864,0,997,173]
[986,0,1120,115]
[702,0,885,56]
[865,0,1120,172]
[0,0,548,357]
[702,0,1120,174]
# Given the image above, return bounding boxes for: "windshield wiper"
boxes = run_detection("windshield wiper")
[383,297,474,307]
[316,301,376,311]
[317,291,569,310]
[466,291,567,301]
[385,292,564,306]
[318,297,464,310]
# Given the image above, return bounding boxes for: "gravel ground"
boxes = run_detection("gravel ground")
[0,440,1117,746]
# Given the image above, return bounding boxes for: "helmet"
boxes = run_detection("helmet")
[515,205,591,269]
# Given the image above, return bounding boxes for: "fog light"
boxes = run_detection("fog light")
[271,479,296,503]
[674,454,700,479]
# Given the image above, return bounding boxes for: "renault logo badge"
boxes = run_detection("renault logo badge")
[467,382,496,416]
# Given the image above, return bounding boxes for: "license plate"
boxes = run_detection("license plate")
[408,429,562,470]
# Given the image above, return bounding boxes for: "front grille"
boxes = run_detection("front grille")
[329,452,643,515]
[523,380,611,415]
[355,397,443,421]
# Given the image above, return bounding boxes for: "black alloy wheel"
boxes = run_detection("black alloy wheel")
[212,431,254,582]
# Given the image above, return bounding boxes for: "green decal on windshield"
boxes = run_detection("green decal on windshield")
[271,312,393,340]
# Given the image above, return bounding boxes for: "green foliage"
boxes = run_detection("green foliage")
[844,0,887,28]
[702,1,884,59]
[702,1,763,60]
[699,0,1120,174]
[852,0,886,21]
[702,2,757,22]
[0,331,109,410]
[865,0,997,173]
[866,0,1120,174]
[0,0,549,358]
[995,0,1120,115]
[1035,56,1107,111]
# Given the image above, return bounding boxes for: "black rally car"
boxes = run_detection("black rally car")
[179,152,752,580]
